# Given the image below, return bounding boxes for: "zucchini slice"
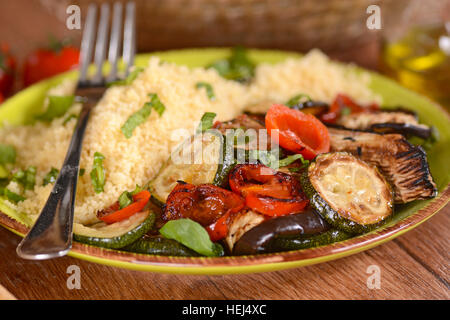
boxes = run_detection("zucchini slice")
[272,229,352,251]
[73,210,155,249]
[301,152,393,234]
[123,237,200,257]
[149,132,234,205]
[328,127,437,203]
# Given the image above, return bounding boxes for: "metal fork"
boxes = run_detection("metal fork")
[16,2,136,260]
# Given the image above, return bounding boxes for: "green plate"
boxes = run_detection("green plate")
[0,48,449,275]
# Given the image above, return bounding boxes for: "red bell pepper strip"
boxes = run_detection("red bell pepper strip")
[98,190,151,224]
[265,104,330,160]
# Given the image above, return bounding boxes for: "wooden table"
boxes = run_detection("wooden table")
[0,205,448,300]
[0,0,449,301]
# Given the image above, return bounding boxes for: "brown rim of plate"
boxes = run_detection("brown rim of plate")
[0,184,448,268]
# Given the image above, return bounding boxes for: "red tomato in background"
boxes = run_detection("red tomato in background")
[0,43,16,99]
[23,42,79,87]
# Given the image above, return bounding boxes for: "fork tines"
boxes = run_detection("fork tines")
[78,2,136,87]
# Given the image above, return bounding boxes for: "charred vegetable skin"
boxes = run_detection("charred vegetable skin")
[301,153,393,234]
[229,164,309,216]
[232,208,330,255]
[328,127,437,203]
[162,182,245,241]
[337,108,432,139]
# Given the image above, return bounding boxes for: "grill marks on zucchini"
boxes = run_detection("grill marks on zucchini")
[328,127,437,203]
[302,152,393,234]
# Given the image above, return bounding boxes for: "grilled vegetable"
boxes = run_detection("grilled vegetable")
[321,94,379,123]
[272,229,352,251]
[73,210,155,249]
[265,104,330,160]
[301,152,393,234]
[224,210,266,252]
[149,132,234,204]
[123,237,200,257]
[229,164,309,217]
[97,190,151,224]
[162,182,245,241]
[328,127,437,203]
[232,208,330,255]
[337,108,432,139]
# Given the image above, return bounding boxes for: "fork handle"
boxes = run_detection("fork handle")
[16,92,99,260]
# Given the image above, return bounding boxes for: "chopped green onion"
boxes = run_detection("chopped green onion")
[3,188,26,203]
[195,82,216,101]
[159,219,224,257]
[285,94,312,108]
[90,152,106,193]
[121,93,165,139]
[0,144,16,165]
[196,112,217,133]
[12,166,36,190]
[36,95,75,122]
[43,167,59,186]
[107,67,144,87]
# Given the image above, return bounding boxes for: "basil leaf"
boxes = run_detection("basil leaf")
[195,82,216,101]
[121,93,165,139]
[285,93,311,108]
[90,152,106,193]
[43,167,59,186]
[159,219,224,257]
[196,112,216,133]
[118,191,133,209]
[12,166,36,190]
[0,144,16,165]
[36,95,75,122]
[79,168,85,177]
[107,67,144,87]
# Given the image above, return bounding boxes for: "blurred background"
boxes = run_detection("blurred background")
[0,0,449,106]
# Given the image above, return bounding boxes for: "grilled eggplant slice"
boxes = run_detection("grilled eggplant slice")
[225,210,266,252]
[301,152,393,234]
[328,127,437,203]
[232,208,330,255]
[337,109,431,139]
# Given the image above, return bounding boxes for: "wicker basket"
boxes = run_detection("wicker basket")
[74,0,383,53]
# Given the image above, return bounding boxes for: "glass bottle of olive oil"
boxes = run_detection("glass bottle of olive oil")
[381,24,450,108]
